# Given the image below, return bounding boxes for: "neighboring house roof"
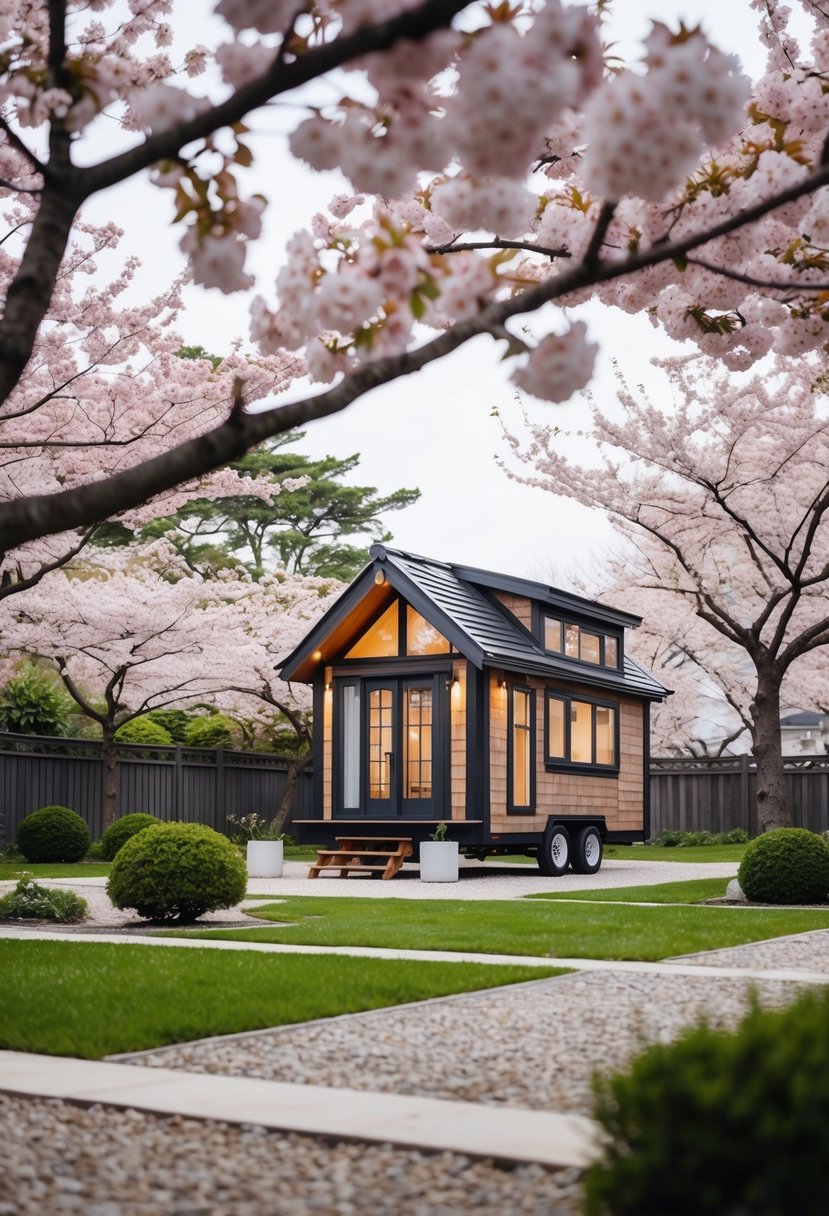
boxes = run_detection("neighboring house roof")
[781,712,827,727]
[279,545,671,700]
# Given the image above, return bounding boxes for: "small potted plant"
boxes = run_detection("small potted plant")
[419,822,459,883]
[228,813,284,879]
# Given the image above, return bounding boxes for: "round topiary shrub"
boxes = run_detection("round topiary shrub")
[583,987,829,1216]
[115,717,173,746]
[16,804,91,863]
[184,714,236,749]
[107,821,246,921]
[99,812,162,860]
[737,826,829,905]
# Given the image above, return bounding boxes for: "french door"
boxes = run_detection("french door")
[338,675,446,819]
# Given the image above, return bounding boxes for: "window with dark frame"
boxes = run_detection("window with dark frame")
[545,691,619,770]
[509,685,534,812]
[542,615,622,670]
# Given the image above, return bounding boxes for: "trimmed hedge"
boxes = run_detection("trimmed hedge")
[107,821,246,922]
[737,827,829,905]
[99,813,162,861]
[16,805,91,863]
[583,988,829,1216]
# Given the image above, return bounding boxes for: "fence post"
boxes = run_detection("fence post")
[739,753,750,832]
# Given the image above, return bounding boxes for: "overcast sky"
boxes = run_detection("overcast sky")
[81,1,798,585]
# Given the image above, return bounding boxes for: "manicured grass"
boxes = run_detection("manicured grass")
[0,861,112,880]
[176,894,829,961]
[483,844,746,865]
[0,939,563,1059]
[608,844,747,864]
[528,877,733,904]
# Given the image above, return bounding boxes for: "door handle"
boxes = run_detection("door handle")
[385,751,394,774]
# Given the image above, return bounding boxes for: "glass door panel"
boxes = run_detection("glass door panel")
[367,687,394,803]
[403,686,433,800]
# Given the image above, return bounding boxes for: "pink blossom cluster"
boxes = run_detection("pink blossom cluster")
[512,321,598,405]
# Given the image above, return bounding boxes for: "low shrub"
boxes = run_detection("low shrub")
[0,663,69,737]
[583,988,829,1216]
[99,812,162,861]
[648,828,748,847]
[0,877,87,922]
[738,826,829,905]
[16,805,91,863]
[107,821,246,921]
[115,717,173,746]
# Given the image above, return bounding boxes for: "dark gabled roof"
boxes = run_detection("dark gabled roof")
[279,545,670,700]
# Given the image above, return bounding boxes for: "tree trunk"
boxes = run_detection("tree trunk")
[101,725,119,833]
[750,674,792,832]
[273,750,311,836]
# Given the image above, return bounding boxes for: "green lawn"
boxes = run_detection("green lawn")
[0,939,564,1059]
[0,861,112,880]
[483,844,746,865]
[174,894,829,961]
[528,877,734,904]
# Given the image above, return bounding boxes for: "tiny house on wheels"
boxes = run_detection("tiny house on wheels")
[279,546,670,876]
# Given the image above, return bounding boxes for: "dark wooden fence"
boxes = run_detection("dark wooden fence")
[649,754,829,837]
[3,732,829,846]
[0,732,313,845]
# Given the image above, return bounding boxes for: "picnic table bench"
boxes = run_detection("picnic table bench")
[308,835,413,880]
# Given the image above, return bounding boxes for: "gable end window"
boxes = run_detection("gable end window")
[545,692,618,772]
[543,615,621,670]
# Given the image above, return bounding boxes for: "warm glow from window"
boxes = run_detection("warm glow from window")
[346,601,399,659]
[406,607,450,655]
[596,707,616,765]
[548,696,566,758]
[512,688,532,807]
[571,700,592,763]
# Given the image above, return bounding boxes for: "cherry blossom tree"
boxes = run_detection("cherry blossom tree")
[0,205,303,599]
[505,355,829,831]
[2,543,338,828]
[4,2,829,550]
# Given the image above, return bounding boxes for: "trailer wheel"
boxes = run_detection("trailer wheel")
[571,825,603,875]
[537,824,571,876]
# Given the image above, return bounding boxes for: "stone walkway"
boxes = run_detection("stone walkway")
[3,862,827,1215]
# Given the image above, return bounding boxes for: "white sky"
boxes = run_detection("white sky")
[80,1,798,584]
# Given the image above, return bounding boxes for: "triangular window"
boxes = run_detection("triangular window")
[346,601,399,658]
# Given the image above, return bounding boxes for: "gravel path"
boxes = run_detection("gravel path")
[0,1095,583,1216]
[122,966,812,1115]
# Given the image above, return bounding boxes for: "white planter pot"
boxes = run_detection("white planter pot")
[419,840,459,883]
[246,840,283,878]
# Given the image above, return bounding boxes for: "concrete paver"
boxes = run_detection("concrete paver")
[0,1051,600,1169]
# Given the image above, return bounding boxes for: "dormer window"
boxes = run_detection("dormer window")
[544,615,621,670]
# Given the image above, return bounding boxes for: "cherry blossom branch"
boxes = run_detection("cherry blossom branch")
[686,254,829,294]
[424,237,572,260]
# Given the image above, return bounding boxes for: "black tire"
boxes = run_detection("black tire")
[536,824,571,876]
[571,825,603,875]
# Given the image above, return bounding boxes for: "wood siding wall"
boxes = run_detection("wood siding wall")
[488,673,644,833]
[493,592,533,631]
